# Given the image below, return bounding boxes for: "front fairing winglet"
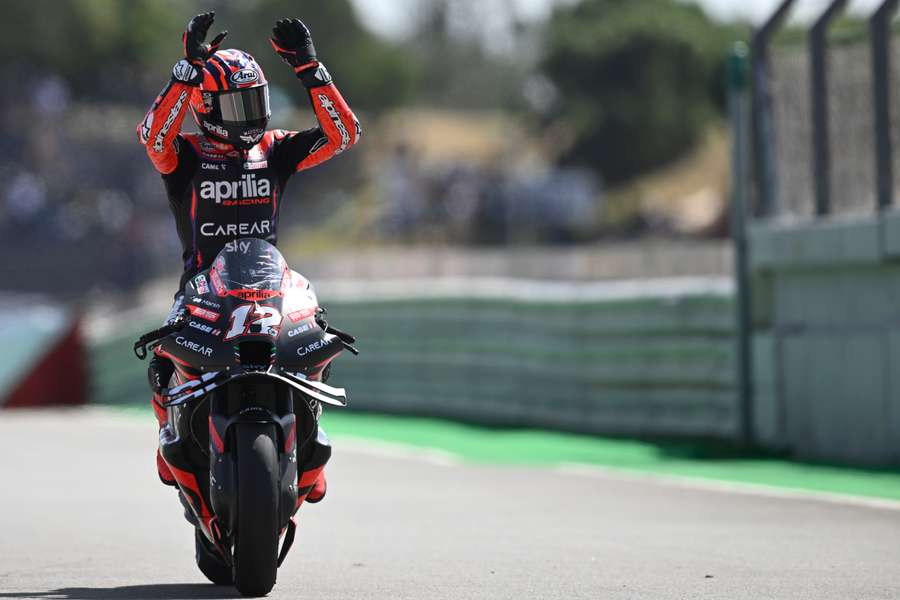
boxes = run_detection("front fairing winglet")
[285,373,348,399]
[161,368,348,408]
[162,371,224,406]
[280,371,349,407]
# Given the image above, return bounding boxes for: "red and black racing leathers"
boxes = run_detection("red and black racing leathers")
[137,64,360,291]
[139,60,357,496]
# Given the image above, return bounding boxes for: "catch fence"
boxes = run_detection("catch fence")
[739,0,900,464]
[752,0,900,219]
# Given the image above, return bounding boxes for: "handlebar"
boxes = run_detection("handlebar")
[133,312,188,360]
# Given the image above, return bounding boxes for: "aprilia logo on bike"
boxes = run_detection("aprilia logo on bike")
[199,174,271,204]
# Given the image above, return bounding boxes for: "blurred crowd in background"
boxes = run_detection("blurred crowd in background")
[1,0,750,298]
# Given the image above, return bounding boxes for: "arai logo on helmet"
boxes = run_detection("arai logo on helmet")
[231,69,259,85]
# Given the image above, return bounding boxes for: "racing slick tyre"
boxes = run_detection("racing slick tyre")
[233,423,280,597]
[195,528,233,585]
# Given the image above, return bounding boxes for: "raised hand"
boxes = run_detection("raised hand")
[270,18,317,70]
[183,11,228,67]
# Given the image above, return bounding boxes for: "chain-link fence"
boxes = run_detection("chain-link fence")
[752,0,899,220]
[828,40,876,214]
[769,44,815,217]
[889,38,900,203]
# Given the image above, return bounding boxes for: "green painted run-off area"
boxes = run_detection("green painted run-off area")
[321,411,900,503]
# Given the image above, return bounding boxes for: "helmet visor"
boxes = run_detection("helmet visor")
[217,85,270,125]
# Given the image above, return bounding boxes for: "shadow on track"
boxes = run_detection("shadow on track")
[0,584,239,599]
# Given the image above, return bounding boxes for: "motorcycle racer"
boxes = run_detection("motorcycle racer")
[138,12,359,508]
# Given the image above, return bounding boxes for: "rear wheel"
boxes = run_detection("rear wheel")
[233,423,280,597]
[195,528,233,585]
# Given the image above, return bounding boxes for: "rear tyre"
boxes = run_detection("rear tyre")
[233,423,280,597]
[195,528,233,585]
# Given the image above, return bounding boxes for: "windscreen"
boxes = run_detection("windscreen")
[209,238,289,297]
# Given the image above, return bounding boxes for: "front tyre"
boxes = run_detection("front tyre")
[233,423,280,597]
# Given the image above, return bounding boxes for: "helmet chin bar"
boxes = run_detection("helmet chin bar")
[234,126,267,149]
[191,108,268,150]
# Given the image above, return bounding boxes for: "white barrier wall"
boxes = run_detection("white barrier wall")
[89,277,738,440]
[750,210,900,464]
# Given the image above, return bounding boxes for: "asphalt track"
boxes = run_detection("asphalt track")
[1,409,899,600]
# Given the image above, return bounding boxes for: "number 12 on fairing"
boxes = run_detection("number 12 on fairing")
[224,304,283,341]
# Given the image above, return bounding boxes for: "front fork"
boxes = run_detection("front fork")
[205,392,332,558]
[207,400,298,549]
[161,385,332,562]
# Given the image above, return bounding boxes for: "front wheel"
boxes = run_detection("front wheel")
[233,423,280,597]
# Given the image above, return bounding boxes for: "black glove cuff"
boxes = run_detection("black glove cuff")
[297,62,332,88]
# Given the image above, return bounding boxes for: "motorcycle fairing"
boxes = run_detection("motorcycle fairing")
[142,239,353,568]
[156,274,343,380]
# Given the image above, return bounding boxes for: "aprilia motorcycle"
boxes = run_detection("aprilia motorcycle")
[134,238,356,597]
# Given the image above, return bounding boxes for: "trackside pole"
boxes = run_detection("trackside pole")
[728,41,754,446]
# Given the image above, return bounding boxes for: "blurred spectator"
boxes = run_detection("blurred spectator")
[377,151,601,245]
[381,144,427,235]
[5,169,47,226]
[33,75,70,117]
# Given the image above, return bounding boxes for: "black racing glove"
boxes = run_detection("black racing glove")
[270,18,332,87]
[184,12,228,66]
[174,12,227,86]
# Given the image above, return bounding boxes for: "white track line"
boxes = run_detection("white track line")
[335,435,462,467]
[335,433,900,512]
[556,463,900,512]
